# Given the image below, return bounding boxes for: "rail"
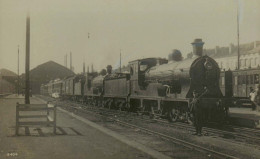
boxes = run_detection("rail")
[15,102,56,135]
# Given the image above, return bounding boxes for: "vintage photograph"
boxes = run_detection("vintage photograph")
[0,0,260,158]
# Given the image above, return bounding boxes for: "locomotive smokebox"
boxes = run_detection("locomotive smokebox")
[191,39,204,56]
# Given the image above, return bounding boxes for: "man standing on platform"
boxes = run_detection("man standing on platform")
[254,85,260,111]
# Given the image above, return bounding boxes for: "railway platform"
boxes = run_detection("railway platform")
[229,107,260,128]
[0,95,157,159]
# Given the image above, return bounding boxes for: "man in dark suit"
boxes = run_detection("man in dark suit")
[190,90,203,136]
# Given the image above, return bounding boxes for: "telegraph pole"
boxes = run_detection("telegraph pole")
[25,14,30,104]
[237,2,240,70]
[120,49,121,73]
[17,45,20,96]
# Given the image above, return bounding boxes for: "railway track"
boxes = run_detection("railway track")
[57,99,260,146]
[38,96,260,158]
[60,101,238,159]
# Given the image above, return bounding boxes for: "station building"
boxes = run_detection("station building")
[200,41,260,71]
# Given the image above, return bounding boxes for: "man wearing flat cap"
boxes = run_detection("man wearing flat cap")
[190,90,203,136]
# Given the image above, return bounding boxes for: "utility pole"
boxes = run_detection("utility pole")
[237,2,240,70]
[17,45,20,96]
[65,54,67,68]
[70,52,72,71]
[83,61,85,74]
[120,49,121,73]
[25,14,30,104]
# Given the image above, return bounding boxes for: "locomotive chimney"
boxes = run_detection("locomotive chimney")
[106,65,112,74]
[191,39,204,56]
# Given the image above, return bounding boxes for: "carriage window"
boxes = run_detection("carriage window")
[238,75,246,85]
[238,76,242,85]
[235,76,238,85]
[221,77,225,85]
[255,74,259,84]
[250,75,254,84]
[140,65,148,72]
[242,75,246,84]
[247,75,250,84]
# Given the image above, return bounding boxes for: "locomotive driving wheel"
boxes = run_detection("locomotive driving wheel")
[168,108,178,122]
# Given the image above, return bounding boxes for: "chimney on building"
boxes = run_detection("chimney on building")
[91,64,93,73]
[106,65,112,74]
[215,46,219,54]
[87,66,89,73]
[229,43,234,54]
[83,62,85,74]
[66,54,68,68]
[191,39,204,56]
[70,52,72,70]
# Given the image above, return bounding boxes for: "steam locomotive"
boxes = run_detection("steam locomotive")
[41,39,227,123]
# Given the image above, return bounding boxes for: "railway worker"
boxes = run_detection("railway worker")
[254,85,260,111]
[249,87,256,110]
[249,87,255,101]
[190,90,203,136]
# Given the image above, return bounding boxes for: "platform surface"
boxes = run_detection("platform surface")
[229,107,260,120]
[0,95,153,159]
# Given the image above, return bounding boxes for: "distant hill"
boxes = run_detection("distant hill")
[20,61,75,94]
[0,68,17,94]
[0,68,17,77]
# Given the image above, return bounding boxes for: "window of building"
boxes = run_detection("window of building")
[240,59,244,67]
[226,62,229,69]
[255,58,259,66]
[251,58,255,66]
[222,77,225,85]
[246,59,250,67]
[235,76,238,85]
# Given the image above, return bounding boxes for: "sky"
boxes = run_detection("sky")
[0,0,259,74]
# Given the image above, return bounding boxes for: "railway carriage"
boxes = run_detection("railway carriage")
[40,84,48,96]
[220,68,260,108]
[63,76,75,99]
[52,79,63,97]
[73,74,86,101]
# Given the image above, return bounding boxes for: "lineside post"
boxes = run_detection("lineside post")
[53,105,57,134]
[15,102,19,136]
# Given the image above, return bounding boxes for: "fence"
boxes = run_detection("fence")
[15,102,56,135]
